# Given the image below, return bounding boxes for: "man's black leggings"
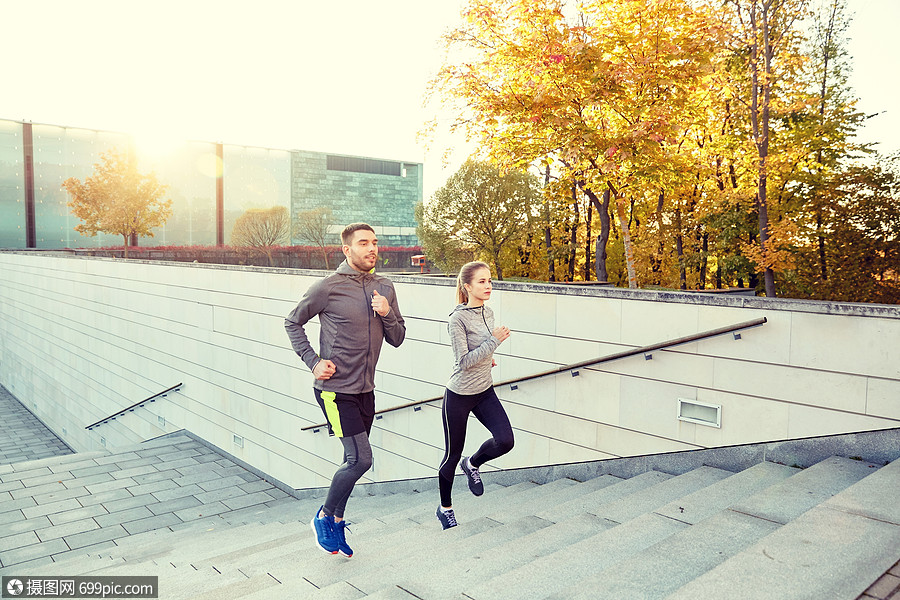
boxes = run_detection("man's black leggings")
[323,431,373,519]
[438,386,514,507]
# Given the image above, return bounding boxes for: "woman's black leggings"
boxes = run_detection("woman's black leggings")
[438,386,514,507]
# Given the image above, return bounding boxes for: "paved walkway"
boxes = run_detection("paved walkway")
[0,385,294,573]
[0,385,72,464]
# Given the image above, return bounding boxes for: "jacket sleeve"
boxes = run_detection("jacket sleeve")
[449,313,498,371]
[284,279,329,371]
[380,283,406,348]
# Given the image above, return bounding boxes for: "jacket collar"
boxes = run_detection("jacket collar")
[336,259,374,279]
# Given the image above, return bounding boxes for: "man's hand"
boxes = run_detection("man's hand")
[313,359,336,380]
[372,290,390,317]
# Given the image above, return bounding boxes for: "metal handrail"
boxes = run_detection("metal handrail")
[301,317,767,431]
[85,383,183,430]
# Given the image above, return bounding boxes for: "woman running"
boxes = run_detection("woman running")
[436,261,514,529]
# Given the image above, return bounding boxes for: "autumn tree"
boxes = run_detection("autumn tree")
[418,159,540,279]
[427,0,723,287]
[61,149,171,258]
[720,0,812,297]
[294,206,335,268]
[231,206,290,266]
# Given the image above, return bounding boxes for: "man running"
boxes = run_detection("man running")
[285,223,406,557]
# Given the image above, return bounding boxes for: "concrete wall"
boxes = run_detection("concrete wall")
[1,252,898,491]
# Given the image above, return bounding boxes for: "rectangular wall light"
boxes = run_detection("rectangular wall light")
[677,398,721,428]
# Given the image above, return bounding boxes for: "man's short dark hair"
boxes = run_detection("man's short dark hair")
[341,223,375,245]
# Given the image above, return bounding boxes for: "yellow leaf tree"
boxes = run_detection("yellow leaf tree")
[428,0,723,287]
[61,150,172,258]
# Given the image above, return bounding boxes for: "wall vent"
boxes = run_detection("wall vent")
[677,398,721,428]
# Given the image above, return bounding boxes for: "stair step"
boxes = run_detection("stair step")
[396,511,615,598]
[466,511,686,600]
[548,462,800,599]
[665,458,900,600]
[728,455,877,524]
[534,470,671,522]
[343,514,552,595]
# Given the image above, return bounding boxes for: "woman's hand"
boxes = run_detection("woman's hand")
[492,325,510,343]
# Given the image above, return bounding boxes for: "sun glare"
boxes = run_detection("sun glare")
[133,127,185,162]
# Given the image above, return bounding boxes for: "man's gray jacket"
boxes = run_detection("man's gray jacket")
[284,259,406,393]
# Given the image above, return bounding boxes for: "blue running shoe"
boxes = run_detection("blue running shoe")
[436,506,458,530]
[311,506,338,554]
[334,520,353,557]
[460,456,484,496]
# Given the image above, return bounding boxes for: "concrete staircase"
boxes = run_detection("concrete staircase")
[3,433,899,599]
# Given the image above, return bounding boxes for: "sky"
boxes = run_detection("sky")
[2,0,898,201]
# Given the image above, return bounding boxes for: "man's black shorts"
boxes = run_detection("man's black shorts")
[314,389,375,438]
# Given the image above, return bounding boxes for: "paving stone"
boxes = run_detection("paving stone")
[238,481,274,494]
[152,484,204,503]
[94,507,155,528]
[0,553,55,573]
[147,448,202,462]
[92,452,142,466]
[47,458,104,473]
[174,501,230,522]
[146,496,203,516]
[69,463,120,478]
[122,512,183,535]
[0,498,35,513]
[4,515,52,536]
[64,524,128,550]
[0,531,40,553]
[172,471,221,487]
[77,488,133,507]
[112,465,159,480]
[132,469,182,485]
[85,478,135,494]
[0,480,25,494]
[108,456,159,472]
[863,574,900,599]
[195,487,245,505]
[216,465,249,477]
[50,540,118,564]
[22,498,81,519]
[66,473,116,488]
[0,467,53,483]
[265,488,290,500]
[102,494,159,514]
[9,482,67,499]
[126,479,179,497]
[222,491,276,511]
[0,538,69,568]
[175,464,214,477]
[32,486,91,505]
[0,510,25,526]
[20,471,75,487]
[154,457,201,471]
[35,517,100,542]
[198,475,252,493]
[47,504,109,526]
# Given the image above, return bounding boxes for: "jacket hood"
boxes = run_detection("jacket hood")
[449,303,484,316]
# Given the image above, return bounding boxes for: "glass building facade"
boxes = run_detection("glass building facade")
[0,118,421,250]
